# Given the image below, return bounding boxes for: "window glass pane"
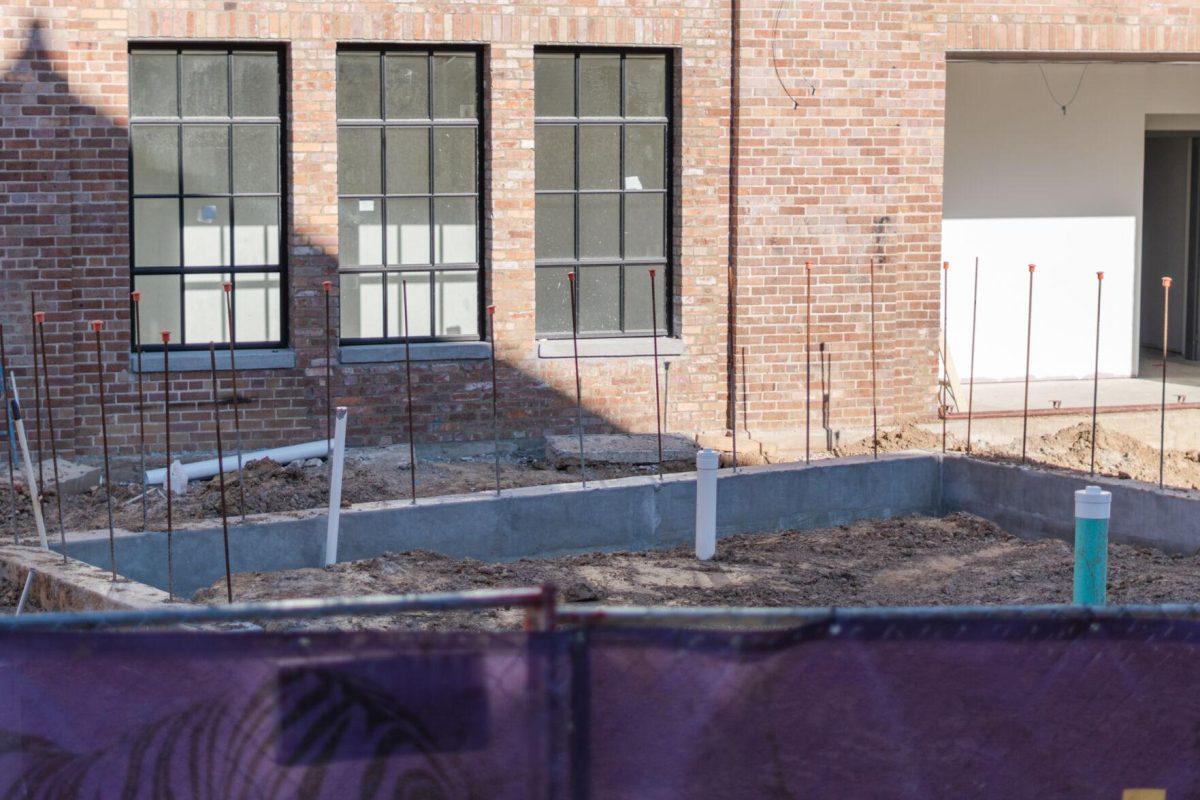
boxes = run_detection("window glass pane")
[579,266,621,334]
[340,272,384,338]
[388,272,432,338]
[535,267,573,335]
[339,198,383,267]
[624,193,664,258]
[579,55,619,117]
[183,198,231,266]
[385,54,428,119]
[385,127,428,194]
[432,53,476,119]
[338,127,382,195]
[232,125,278,193]
[181,53,228,117]
[433,127,476,193]
[579,125,619,190]
[233,197,279,266]
[234,272,281,342]
[130,52,178,117]
[133,199,180,267]
[132,126,179,194]
[232,53,279,118]
[433,197,476,264]
[182,125,230,194]
[535,194,574,261]
[622,265,667,333]
[579,194,620,259]
[435,272,478,337]
[624,124,665,191]
[535,54,574,117]
[386,198,430,265]
[625,54,666,117]
[183,272,231,344]
[535,124,574,191]
[337,53,381,119]
[134,275,181,344]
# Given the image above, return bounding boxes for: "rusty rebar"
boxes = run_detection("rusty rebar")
[1021,264,1035,464]
[91,321,116,581]
[941,260,949,453]
[221,282,246,521]
[488,305,501,496]
[649,269,664,479]
[209,343,234,604]
[1161,276,1172,490]
[162,330,174,601]
[132,291,148,530]
[805,260,812,465]
[0,324,16,543]
[869,258,878,460]
[401,280,418,505]
[965,257,979,454]
[566,272,587,485]
[1090,272,1104,475]
[35,312,66,562]
[323,280,333,462]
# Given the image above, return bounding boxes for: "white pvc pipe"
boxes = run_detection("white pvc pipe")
[145,437,333,486]
[9,376,48,550]
[695,448,718,561]
[323,407,349,567]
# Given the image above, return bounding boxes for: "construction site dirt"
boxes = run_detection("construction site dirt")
[189,512,1200,632]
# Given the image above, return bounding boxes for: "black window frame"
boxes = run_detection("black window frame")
[127,42,289,352]
[534,46,674,339]
[335,44,486,345]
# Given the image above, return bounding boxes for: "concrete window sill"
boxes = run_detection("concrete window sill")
[339,341,492,364]
[537,337,685,359]
[130,348,296,373]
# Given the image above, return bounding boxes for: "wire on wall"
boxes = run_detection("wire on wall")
[1038,63,1088,115]
[771,0,816,107]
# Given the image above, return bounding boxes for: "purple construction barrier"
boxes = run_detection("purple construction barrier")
[2,613,1198,798]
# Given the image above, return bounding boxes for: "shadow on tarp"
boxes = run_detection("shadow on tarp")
[2,611,1198,798]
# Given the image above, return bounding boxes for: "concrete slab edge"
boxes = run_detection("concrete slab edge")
[0,545,176,613]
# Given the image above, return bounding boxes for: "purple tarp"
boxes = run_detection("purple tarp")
[3,613,1200,798]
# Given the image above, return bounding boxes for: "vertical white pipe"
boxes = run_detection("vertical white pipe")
[695,448,718,561]
[9,376,47,550]
[323,407,349,567]
[15,569,34,615]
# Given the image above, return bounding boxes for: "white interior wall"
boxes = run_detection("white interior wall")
[942,62,1200,382]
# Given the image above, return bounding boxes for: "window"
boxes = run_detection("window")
[129,46,285,349]
[534,50,670,338]
[336,48,482,342]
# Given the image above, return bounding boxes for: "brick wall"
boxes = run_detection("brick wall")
[4,0,1200,460]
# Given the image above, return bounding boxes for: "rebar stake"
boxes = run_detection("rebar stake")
[941,260,949,453]
[401,280,418,505]
[29,294,43,499]
[132,291,148,530]
[1160,276,1172,490]
[35,312,66,563]
[162,330,174,601]
[0,324,16,543]
[1090,272,1104,475]
[91,322,117,581]
[649,269,664,480]
[566,272,587,486]
[1021,264,1036,464]
[869,258,879,460]
[323,280,333,462]
[221,282,246,521]
[805,260,812,465]
[965,257,979,455]
[487,305,501,496]
[209,343,234,604]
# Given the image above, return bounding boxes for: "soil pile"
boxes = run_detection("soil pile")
[835,423,948,457]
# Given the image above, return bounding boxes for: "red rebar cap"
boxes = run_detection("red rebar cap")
[1028,264,1036,272]
[1097,271,1104,281]
[160,330,171,343]
[567,272,576,283]
[322,280,332,292]
[943,261,949,270]
[487,305,496,315]
[90,320,103,332]
[1164,276,1173,288]
[33,311,44,324]
[223,281,232,293]
[649,267,656,277]
[131,290,141,302]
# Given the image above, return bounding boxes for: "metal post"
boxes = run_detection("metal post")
[1021,264,1035,464]
[487,305,501,496]
[162,330,174,601]
[401,280,418,505]
[0,324,16,542]
[730,335,738,473]
[208,344,234,604]
[221,282,246,521]
[91,321,116,581]
[805,260,812,464]
[1090,272,1104,475]
[1160,276,1171,490]
[1073,485,1111,605]
[323,407,349,567]
[694,449,718,560]
[566,272,586,485]
[8,377,47,549]
[35,313,66,562]
[649,269,664,479]
[941,260,949,453]
[869,258,878,460]
[323,280,333,462]
[132,290,148,530]
[965,257,979,455]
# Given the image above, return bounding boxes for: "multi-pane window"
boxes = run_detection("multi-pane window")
[129,47,285,349]
[336,48,481,342]
[534,50,671,337]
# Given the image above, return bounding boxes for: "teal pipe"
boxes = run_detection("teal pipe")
[1073,486,1112,605]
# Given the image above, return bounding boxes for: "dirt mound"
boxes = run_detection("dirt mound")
[835,423,947,457]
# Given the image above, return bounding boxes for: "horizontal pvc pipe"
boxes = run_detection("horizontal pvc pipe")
[144,438,332,486]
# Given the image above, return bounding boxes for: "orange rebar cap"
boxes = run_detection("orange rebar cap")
[33,311,44,324]
[90,320,103,332]
[160,330,171,343]
[322,280,332,292]
[1097,271,1104,281]
[943,261,949,270]
[1163,276,1173,288]
[131,290,141,302]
